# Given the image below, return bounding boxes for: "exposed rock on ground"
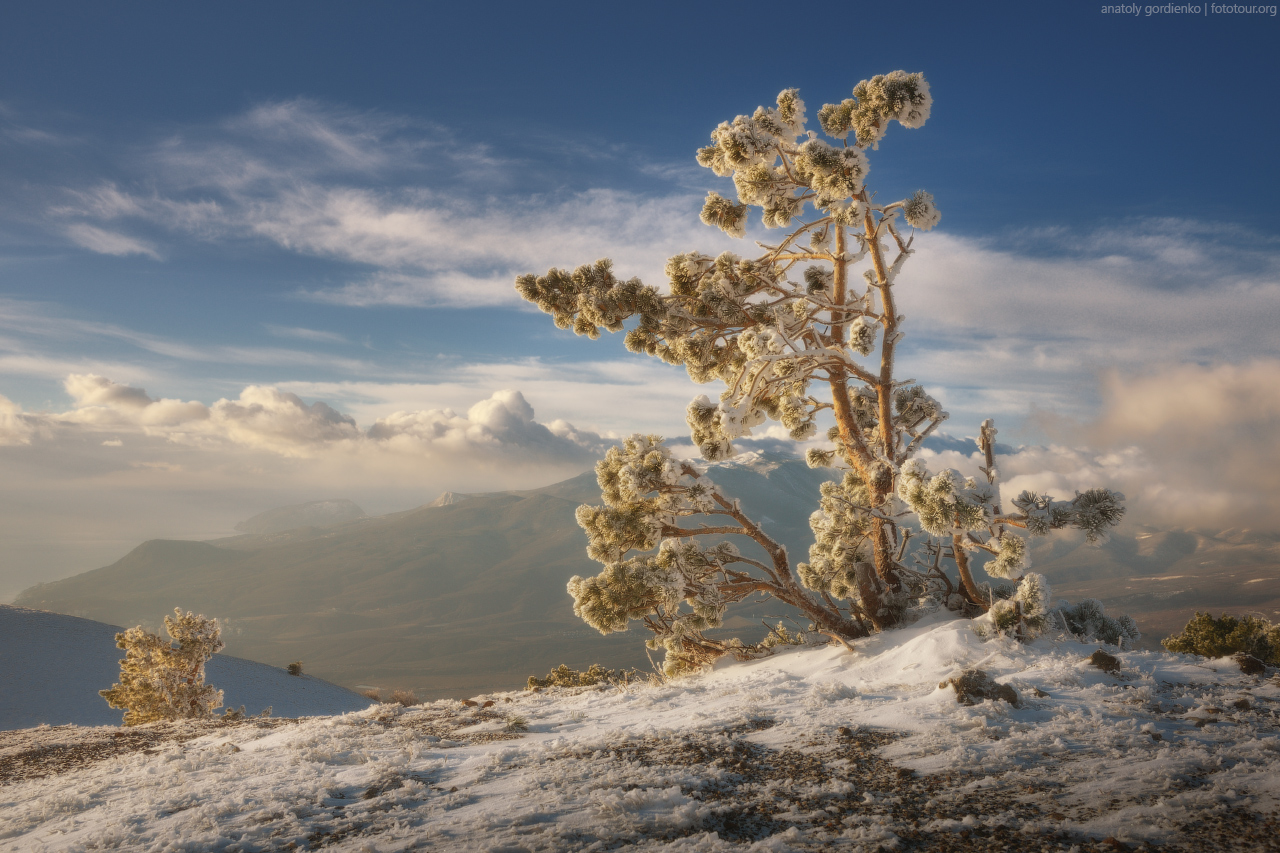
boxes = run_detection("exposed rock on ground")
[940,669,1020,707]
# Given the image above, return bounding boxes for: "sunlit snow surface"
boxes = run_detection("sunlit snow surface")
[4,612,1279,852]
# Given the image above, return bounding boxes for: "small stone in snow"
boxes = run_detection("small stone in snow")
[1089,650,1121,674]
[1234,653,1266,675]
[942,669,1019,707]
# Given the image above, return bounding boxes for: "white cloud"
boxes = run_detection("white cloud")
[13,100,1280,551]
[264,325,348,344]
[63,374,209,428]
[890,222,1280,428]
[65,180,729,308]
[914,360,1280,533]
[64,223,160,258]
[0,394,39,446]
[1088,360,1280,529]
[65,373,157,409]
[42,100,1278,433]
[0,372,613,597]
[0,299,378,381]
[46,99,737,308]
[273,357,696,438]
[367,388,608,460]
[35,373,606,466]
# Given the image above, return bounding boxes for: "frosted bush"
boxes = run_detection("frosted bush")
[100,608,224,726]
[1056,599,1141,646]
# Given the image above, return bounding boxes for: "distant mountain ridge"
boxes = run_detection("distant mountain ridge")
[15,458,1279,697]
[15,459,836,698]
[429,492,472,507]
[234,499,367,534]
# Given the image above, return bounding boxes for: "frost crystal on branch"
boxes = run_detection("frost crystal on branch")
[903,190,941,231]
[516,71,1128,673]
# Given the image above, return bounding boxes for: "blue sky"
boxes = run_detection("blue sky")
[1,1,1278,594]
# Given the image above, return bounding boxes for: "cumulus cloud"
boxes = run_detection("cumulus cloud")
[0,394,39,446]
[367,388,608,459]
[66,373,161,409]
[0,379,608,599]
[38,374,605,465]
[62,374,209,427]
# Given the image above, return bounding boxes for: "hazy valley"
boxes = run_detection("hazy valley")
[15,456,1280,699]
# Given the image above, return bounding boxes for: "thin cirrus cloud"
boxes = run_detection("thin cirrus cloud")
[887,221,1280,426]
[64,181,729,308]
[64,223,160,259]
[264,325,349,344]
[0,299,378,379]
[42,100,1279,399]
[48,99,738,306]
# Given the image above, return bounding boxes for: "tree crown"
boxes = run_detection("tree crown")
[516,72,1128,673]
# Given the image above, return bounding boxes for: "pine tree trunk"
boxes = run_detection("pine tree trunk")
[828,223,891,630]
[952,534,984,604]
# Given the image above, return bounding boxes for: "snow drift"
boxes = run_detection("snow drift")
[2,612,1277,851]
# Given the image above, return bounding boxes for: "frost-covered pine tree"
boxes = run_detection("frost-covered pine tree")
[516,72,1127,675]
[100,608,225,726]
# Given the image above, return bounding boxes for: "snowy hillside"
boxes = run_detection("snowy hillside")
[0,606,373,730]
[3,613,1278,851]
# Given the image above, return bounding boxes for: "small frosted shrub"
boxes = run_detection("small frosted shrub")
[761,622,811,648]
[1056,599,1141,647]
[1162,612,1280,664]
[527,663,622,690]
[100,608,225,726]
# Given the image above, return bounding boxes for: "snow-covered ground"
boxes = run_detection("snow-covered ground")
[0,606,373,730]
[3,612,1279,852]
